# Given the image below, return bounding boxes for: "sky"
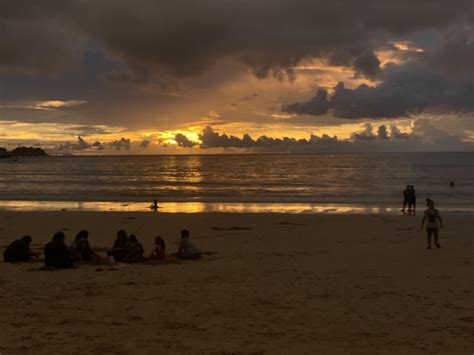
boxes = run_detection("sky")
[0,0,473,154]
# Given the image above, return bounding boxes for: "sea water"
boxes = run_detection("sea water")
[0,152,472,212]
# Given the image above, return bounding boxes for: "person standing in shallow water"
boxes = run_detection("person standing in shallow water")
[407,185,417,213]
[401,185,410,212]
[420,199,444,249]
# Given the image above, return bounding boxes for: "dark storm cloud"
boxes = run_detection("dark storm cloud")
[67,136,89,150]
[351,124,377,141]
[353,51,382,80]
[1,0,472,81]
[108,138,131,150]
[377,125,390,140]
[284,25,474,119]
[174,133,198,148]
[59,135,131,151]
[390,125,411,140]
[196,125,471,152]
[140,139,151,148]
[0,0,82,75]
[284,60,474,119]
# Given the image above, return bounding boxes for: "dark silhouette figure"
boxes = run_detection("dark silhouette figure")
[150,236,166,260]
[123,234,145,263]
[401,185,410,212]
[421,199,444,249]
[407,185,416,212]
[449,181,455,188]
[107,230,129,262]
[150,199,159,211]
[70,230,99,262]
[3,235,36,262]
[177,229,201,260]
[44,232,75,269]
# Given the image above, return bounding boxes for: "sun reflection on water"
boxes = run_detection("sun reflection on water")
[0,200,408,214]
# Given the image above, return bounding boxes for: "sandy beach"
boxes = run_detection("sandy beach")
[0,211,472,354]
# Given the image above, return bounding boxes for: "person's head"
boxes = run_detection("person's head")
[76,230,89,241]
[181,229,190,239]
[52,231,65,243]
[428,200,435,208]
[155,236,166,250]
[117,229,127,240]
[129,234,138,243]
[21,235,32,244]
[406,185,410,189]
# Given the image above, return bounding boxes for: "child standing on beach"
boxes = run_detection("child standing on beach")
[420,199,444,249]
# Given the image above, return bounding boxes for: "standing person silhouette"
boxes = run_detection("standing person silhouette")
[407,185,417,213]
[401,185,410,212]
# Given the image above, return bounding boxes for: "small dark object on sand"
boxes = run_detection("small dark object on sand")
[212,226,252,231]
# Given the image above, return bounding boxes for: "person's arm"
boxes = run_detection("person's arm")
[28,248,39,258]
[438,215,443,229]
[420,216,426,230]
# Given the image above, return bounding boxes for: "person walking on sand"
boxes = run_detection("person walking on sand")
[420,199,444,249]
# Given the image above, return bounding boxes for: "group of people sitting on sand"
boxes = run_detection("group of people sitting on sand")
[3,229,202,268]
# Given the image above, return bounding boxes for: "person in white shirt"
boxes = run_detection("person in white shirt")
[420,199,444,249]
[177,229,201,259]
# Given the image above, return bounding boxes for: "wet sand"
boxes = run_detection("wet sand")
[0,212,472,354]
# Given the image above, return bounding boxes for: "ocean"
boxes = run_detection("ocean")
[0,152,472,213]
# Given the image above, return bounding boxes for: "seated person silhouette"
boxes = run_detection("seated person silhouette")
[70,230,99,263]
[107,230,129,262]
[44,232,75,269]
[150,236,166,260]
[123,234,146,263]
[3,235,37,263]
[177,230,201,260]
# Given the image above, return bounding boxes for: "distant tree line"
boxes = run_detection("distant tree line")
[0,146,48,158]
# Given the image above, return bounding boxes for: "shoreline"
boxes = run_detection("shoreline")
[0,200,472,214]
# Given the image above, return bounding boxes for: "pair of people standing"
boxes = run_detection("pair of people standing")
[402,185,416,212]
